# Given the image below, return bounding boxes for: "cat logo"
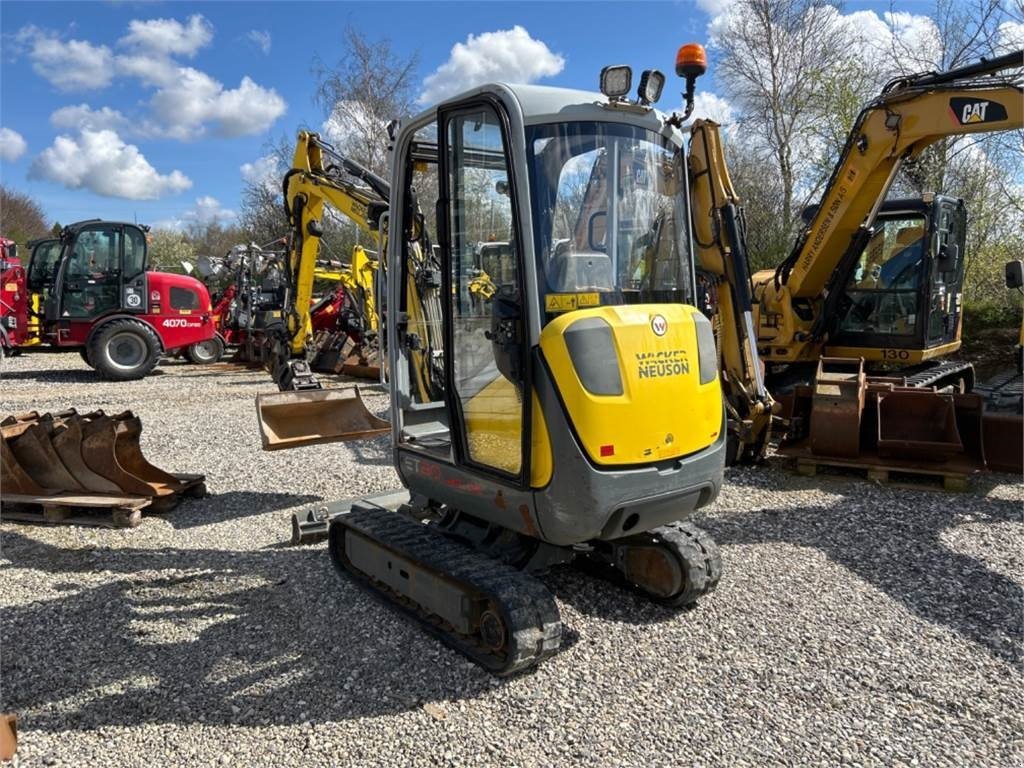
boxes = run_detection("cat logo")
[949,97,1007,125]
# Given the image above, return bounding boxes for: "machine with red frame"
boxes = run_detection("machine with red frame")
[2,220,216,380]
[0,237,30,350]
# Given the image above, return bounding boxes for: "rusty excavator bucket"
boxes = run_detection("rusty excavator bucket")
[1,410,205,526]
[255,387,390,450]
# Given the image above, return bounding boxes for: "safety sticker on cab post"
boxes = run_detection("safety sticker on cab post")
[544,293,601,313]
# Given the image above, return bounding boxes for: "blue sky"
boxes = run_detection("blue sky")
[0,0,942,230]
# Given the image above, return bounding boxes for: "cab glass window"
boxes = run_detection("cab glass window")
[170,286,201,310]
[27,241,62,291]
[527,121,694,324]
[124,227,147,278]
[839,214,926,336]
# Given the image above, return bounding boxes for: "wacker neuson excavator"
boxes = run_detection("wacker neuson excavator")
[263,48,728,673]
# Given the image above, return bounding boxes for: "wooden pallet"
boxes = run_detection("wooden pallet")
[0,493,152,528]
[793,456,970,492]
[0,475,206,528]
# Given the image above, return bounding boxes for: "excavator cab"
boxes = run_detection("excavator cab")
[384,83,724,547]
[830,196,967,359]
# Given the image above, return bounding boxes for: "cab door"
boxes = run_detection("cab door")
[439,100,529,481]
[925,198,967,348]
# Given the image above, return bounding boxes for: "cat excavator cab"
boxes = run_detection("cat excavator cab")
[284,52,728,674]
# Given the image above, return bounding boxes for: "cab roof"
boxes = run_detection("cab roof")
[428,81,678,138]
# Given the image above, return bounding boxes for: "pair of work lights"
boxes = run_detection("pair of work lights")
[599,66,665,106]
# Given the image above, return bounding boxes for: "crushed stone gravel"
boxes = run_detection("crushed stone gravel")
[1,350,1021,767]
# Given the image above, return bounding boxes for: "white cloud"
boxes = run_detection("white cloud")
[50,104,132,134]
[686,91,735,125]
[419,26,565,104]
[15,20,286,141]
[148,68,287,139]
[16,26,114,91]
[248,30,272,55]
[30,129,191,200]
[0,128,27,162]
[240,154,282,193]
[997,21,1024,53]
[154,196,236,231]
[115,53,178,87]
[118,14,212,58]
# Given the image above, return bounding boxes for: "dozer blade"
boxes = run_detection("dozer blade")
[256,387,389,451]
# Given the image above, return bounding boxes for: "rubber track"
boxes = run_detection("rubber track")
[651,521,723,608]
[329,505,561,676]
[903,360,974,390]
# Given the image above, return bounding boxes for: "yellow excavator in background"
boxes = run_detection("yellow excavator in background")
[255,132,394,448]
[687,48,1023,463]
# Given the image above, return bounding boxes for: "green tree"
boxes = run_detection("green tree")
[0,186,49,246]
[147,229,196,272]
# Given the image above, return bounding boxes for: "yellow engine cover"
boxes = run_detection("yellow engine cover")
[540,304,722,466]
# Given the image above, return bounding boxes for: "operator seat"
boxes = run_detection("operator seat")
[548,239,613,292]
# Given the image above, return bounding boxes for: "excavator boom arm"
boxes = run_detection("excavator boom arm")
[784,58,1023,299]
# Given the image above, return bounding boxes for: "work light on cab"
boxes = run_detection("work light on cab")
[599,65,632,101]
[637,69,666,106]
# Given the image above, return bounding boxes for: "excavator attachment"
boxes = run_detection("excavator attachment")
[255,387,389,451]
[0,410,205,526]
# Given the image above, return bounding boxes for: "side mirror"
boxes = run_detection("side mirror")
[1006,259,1024,289]
[486,289,522,384]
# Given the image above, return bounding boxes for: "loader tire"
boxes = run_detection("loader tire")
[89,319,161,381]
[79,346,94,367]
[185,335,224,364]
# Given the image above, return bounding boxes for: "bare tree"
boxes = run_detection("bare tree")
[0,186,49,246]
[238,134,293,247]
[313,27,420,176]
[713,0,850,234]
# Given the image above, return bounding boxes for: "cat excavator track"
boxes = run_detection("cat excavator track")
[328,504,561,676]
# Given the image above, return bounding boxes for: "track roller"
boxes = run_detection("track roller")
[584,521,722,607]
[328,504,561,675]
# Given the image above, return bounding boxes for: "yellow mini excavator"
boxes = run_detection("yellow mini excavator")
[275,50,729,673]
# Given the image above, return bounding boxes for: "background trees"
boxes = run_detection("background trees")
[710,0,1023,319]
[1,186,49,246]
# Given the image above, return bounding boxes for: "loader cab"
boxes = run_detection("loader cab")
[387,82,723,546]
[44,221,150,324]
[831,196,967,358]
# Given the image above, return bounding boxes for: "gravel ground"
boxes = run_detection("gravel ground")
[1,350,1022,768]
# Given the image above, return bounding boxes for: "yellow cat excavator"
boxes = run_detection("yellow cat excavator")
[687,49,1023,464]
